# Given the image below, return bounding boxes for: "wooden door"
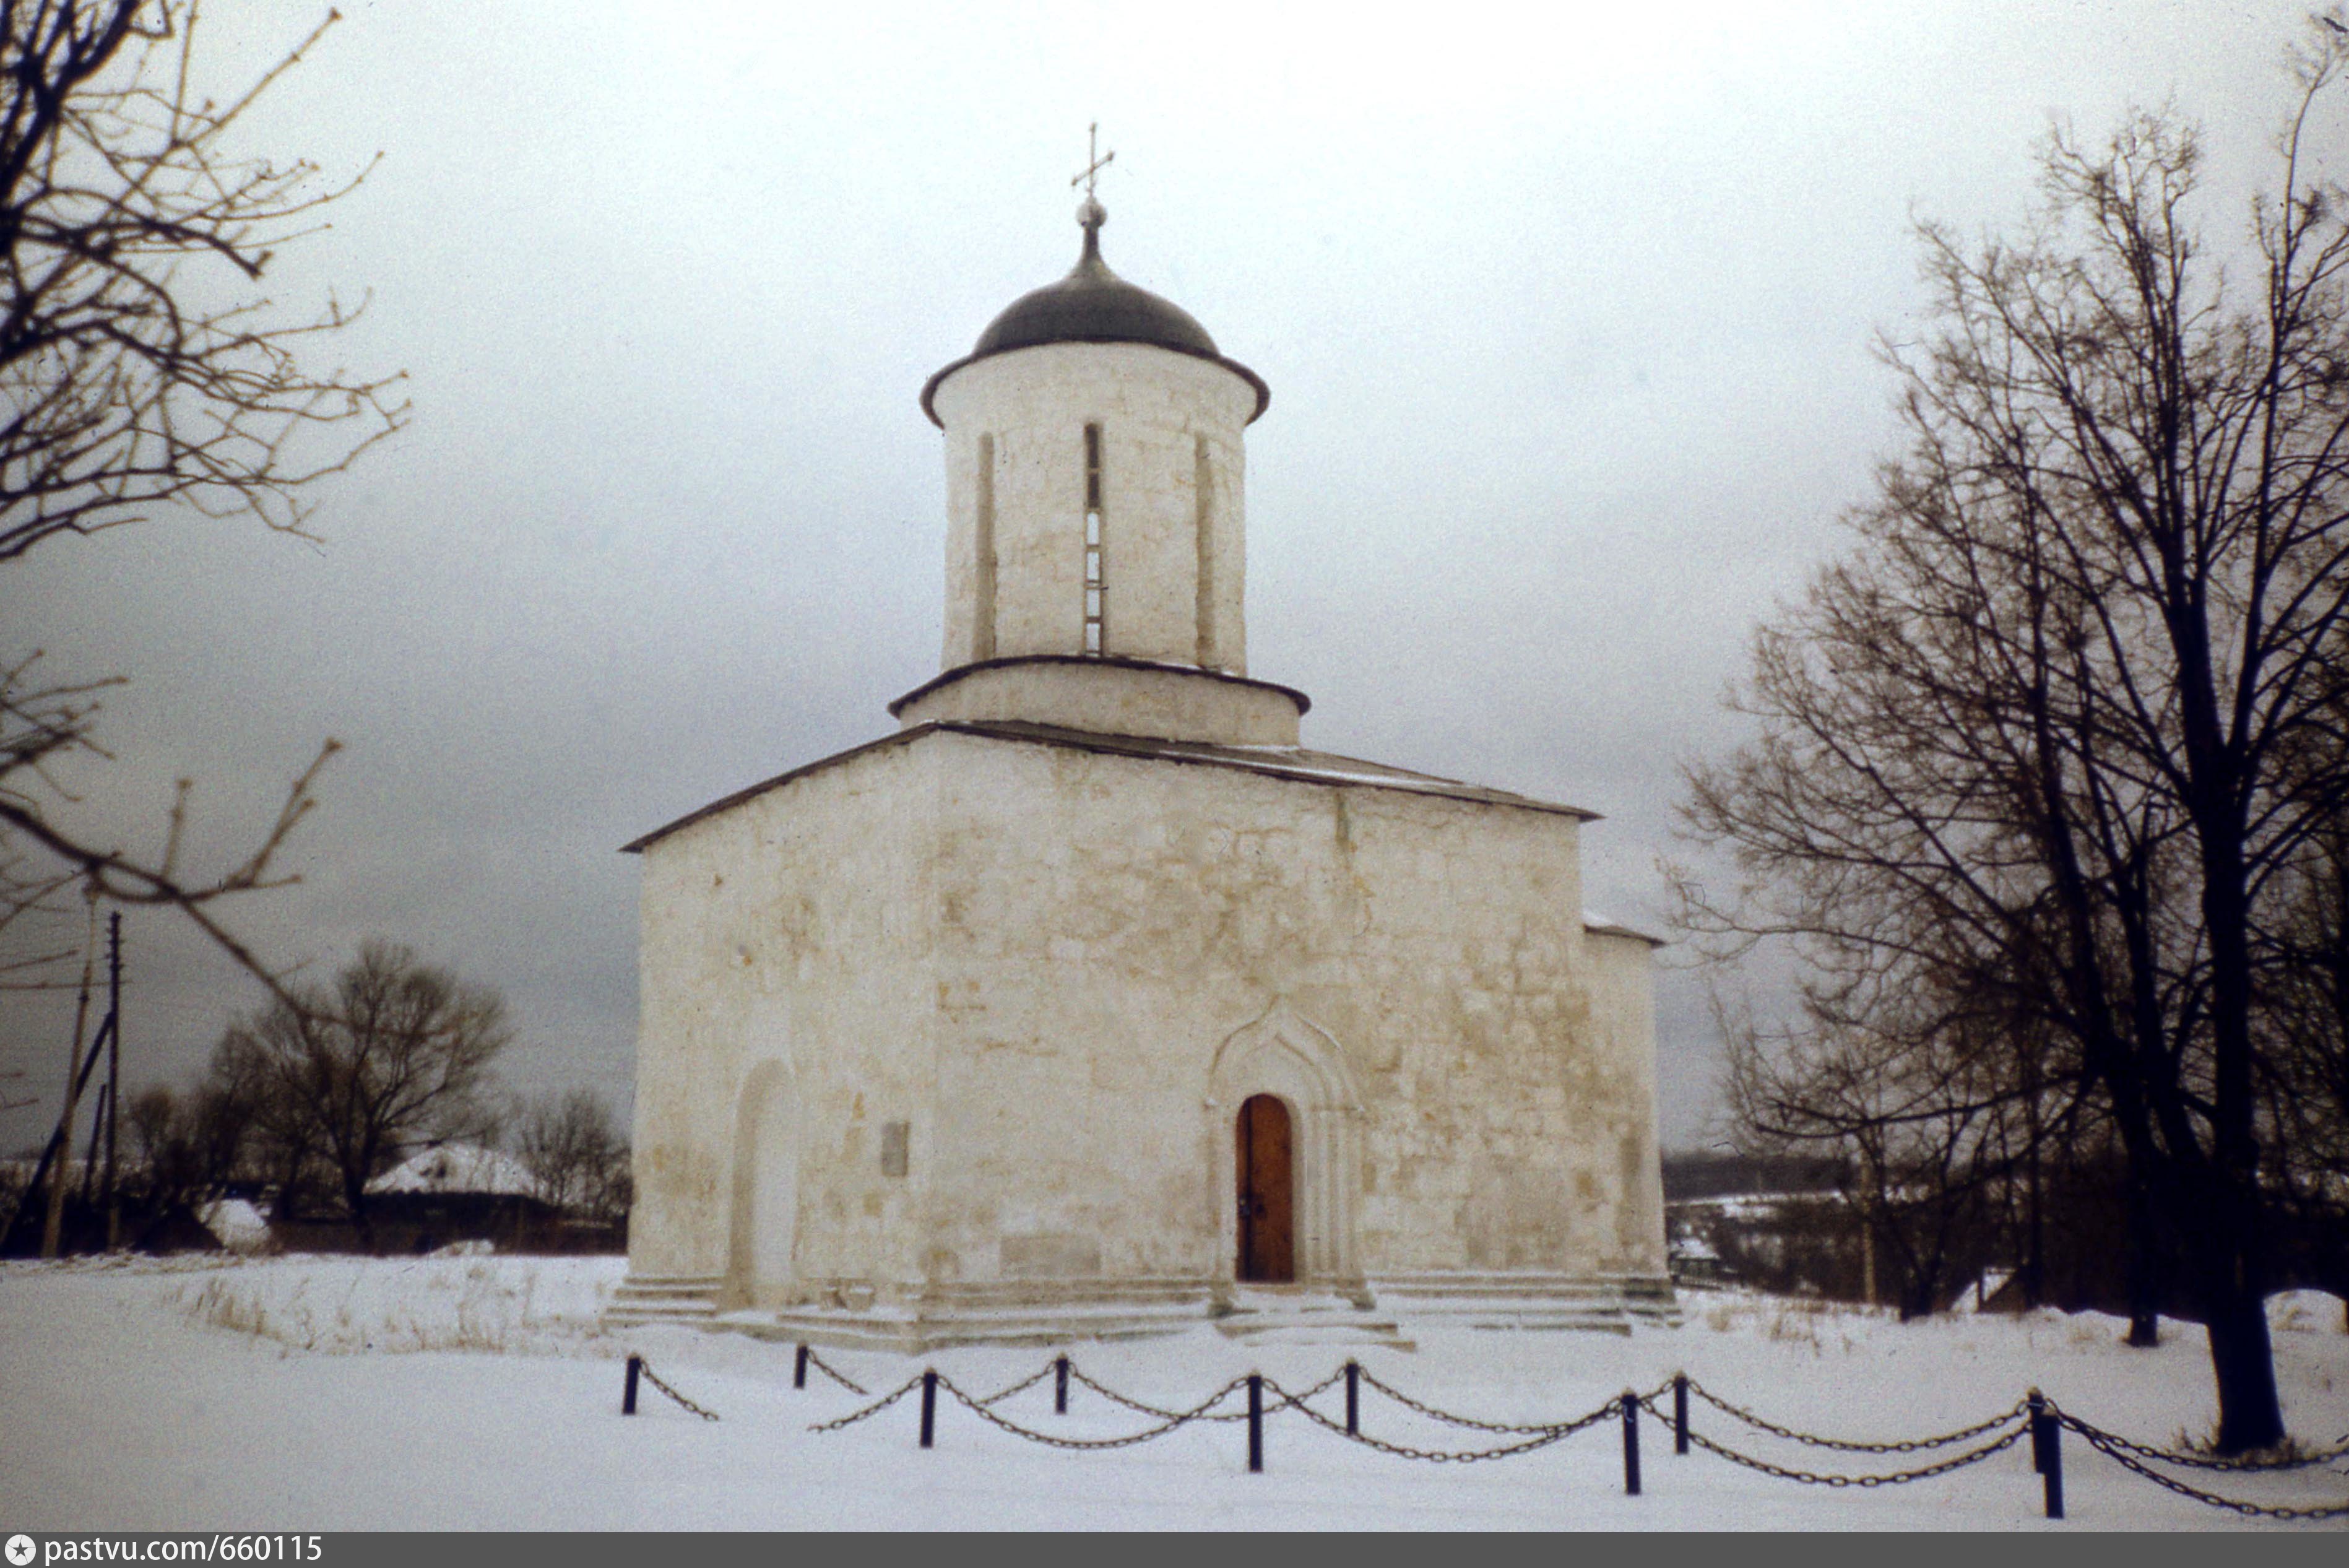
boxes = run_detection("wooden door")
[1235,1094,1294,1283]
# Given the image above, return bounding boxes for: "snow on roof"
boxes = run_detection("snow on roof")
[1672,1191,1850,1218]
[199,1197,272,1252]
[1583,911,1665,946]
[367,1145,539,1198]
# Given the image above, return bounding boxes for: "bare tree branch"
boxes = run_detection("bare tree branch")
[1679,18,2349,1452]
[0,2,399,1003]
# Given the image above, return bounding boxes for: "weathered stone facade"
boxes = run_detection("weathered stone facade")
[612,201,1670,1345]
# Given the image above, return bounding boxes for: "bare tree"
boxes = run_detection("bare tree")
[0,1,404,997]
[1,1,404,560]
[123,1065,253,1216]
[1681,23,2349,1452]
[513,1088,626,1220]
[1724,989,2049,1320]
[201,1015,326,1218]
[222,942,509,1248]
[2259,813,2349,1299]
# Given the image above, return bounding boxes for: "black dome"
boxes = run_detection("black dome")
[922,204,1268,426]
[972,232,1221,358]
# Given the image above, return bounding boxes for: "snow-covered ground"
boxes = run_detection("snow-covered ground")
[3,1255,2344,1531]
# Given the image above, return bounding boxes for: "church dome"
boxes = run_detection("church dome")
[922,198,1269,426]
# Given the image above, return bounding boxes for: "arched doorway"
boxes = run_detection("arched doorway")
[1235,1093,1294,1283]
[1208,1005,1365,1291]
[729,1061,798,1301]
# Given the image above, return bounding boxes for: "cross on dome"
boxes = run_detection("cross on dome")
[1071,122,1114,229]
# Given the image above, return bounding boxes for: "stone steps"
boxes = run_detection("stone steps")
[1209,1286,1412,1347]
[603,1274,725,1328]
[605,1275,1676,1343]
[1370,1275,1679,1334]
[717,1299,1208,1354]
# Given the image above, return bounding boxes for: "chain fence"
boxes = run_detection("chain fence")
[1678,1377,2028,1454]
[2048,1404,2349,1522]
[2038,1410,2349,1473]
[1065,1360,1341,1423]
[1655,1400,2031,1488]
[967,1361,1057,1409]
[937,1372,1257,1450]
[1286,1379,1625,1464]
[800,1346,869,1396]
[631,1356,720,1421]
[616,1345,2349,1521]
[1352,1364,1660,1437]
[807,1371,928,1432]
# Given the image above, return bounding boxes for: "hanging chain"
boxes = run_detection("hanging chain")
[1284,1379,1624,1463]
[1064,1361,1196,1423]
[1666,1405,2030,1486]
[808,1372,929,1432]
[1680,1376,2028,1454]
[970,1362,1057,1408]
[1063,1362,1342,1423]
[937,1372,1257,1450]
[802,1347,869,1395]
[2050,1410,2349,1521]
[1353,1365,1672,1437]
[2039,1406,2349,1473]
[634,1358,720,1422]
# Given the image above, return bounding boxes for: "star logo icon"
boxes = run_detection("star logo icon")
[6,1534,35,1566]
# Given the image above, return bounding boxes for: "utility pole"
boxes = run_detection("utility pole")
[103,912,122,1250]
[40,895,100,1258]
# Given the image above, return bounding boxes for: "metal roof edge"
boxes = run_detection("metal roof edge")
[619,726,940,854]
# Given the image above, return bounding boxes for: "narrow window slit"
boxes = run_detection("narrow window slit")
[974,433,997,661]
[1194,435,1215,667]
[1083,422,1105,656]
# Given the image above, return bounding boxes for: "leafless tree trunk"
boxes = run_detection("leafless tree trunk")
[1682,23,2349,1452]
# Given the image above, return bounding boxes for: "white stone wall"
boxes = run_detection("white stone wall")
[932,343,1254,674]
[628,740,941,1297]
[1582,929,1669,1274]
[628,726,1668,1308]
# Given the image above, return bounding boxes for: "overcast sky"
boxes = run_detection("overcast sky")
[6,0,2341,1156]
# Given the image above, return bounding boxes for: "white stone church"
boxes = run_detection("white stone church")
[610,193,1671,1347]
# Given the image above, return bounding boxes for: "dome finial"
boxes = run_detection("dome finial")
[1071,122,1114,264]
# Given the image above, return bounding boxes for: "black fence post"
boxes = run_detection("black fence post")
[1622,1390,1642,1496]
[1672,1374,1689,1456]
[2028,1389,2048,1475]
[1345,1361,1360,1435]
[623,1354,641,1416]
[2041,1405,2064,1520]
[794,1345,809,1390]
[1248,1374,1265,1473]
[920,1369,938,1449]
[1055,1354,1070,1415]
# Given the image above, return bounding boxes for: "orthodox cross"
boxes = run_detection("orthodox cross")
[1071,123,1115,197]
